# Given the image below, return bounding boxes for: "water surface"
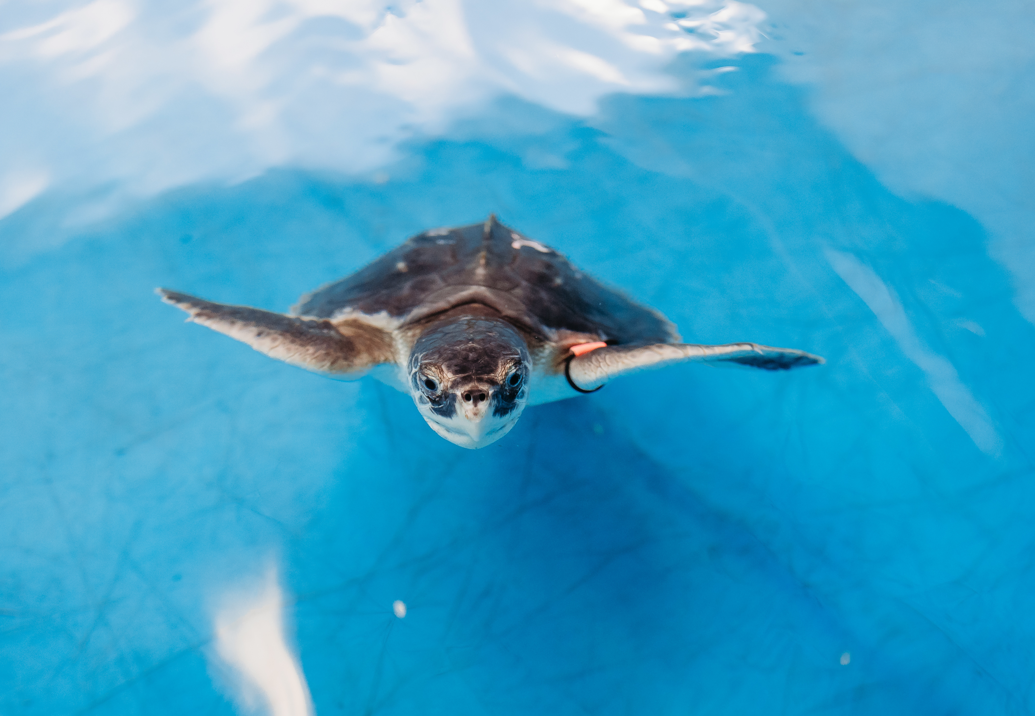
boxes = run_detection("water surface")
[2,3,1034,714]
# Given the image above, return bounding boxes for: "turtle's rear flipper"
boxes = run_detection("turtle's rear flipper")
[566,342,824,392]
[157,289,395,378]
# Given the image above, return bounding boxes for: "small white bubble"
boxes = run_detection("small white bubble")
[393,600,407,618]
[840,652,850,666]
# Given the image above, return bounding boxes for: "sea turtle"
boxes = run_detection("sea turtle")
[158,216,822,448]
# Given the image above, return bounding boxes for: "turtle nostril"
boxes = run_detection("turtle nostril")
[462,390,487,406]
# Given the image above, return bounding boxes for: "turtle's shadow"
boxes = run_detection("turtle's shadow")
[288,380,841,714]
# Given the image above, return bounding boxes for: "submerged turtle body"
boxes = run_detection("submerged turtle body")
[159,216,822,448]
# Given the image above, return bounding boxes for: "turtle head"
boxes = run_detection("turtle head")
[408,316,531,449]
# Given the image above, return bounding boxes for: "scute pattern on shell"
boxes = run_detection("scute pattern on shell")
[292,217,677,346]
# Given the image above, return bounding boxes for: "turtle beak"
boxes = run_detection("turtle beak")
[417,383,521,449]
[457,383,493,437]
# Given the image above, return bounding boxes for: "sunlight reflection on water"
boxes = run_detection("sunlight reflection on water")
[213,567,313,716]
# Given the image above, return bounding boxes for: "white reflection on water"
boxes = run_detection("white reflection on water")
[826,249,1003,457]
[766,0,1035,326]
[0,167,49,220]
[0,0,764,199]
[212,567,314,716]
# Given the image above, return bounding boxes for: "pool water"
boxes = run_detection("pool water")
[2,3,1034,715]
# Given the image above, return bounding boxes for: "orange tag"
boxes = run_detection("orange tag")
[569,341,608,357]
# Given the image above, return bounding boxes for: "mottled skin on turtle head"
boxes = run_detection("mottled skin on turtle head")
[408,315,531,448]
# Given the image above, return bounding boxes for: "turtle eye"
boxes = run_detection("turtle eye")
[507,372,522,388]
[422,376,438,392]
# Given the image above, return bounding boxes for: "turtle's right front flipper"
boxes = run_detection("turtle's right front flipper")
[157,289,395,379]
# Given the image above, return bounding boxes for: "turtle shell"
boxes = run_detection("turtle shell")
[292,216,677,346]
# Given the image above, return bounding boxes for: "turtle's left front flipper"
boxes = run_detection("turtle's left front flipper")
[566,342,824,392]
[157,289,395,378]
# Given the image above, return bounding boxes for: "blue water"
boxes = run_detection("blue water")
[3,50,1034,714]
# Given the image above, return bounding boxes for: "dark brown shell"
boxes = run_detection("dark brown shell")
[292,216,677,346]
